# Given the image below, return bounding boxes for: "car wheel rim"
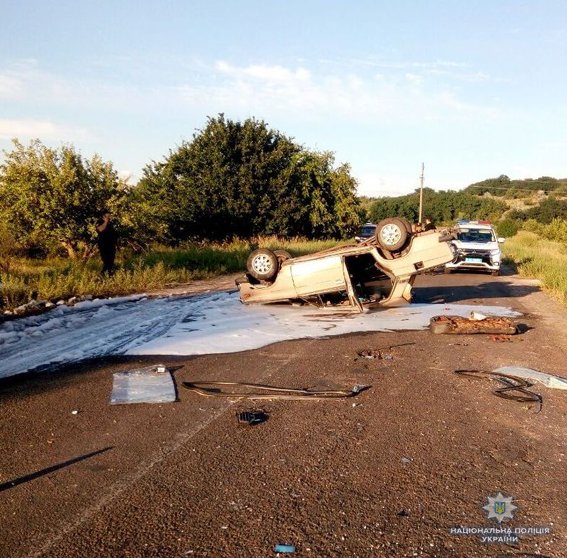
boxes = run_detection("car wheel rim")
[252,255,273,274]
[380,224,402,245]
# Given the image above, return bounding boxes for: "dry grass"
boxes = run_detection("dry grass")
[503,231,567,305]
[0,236,343,309]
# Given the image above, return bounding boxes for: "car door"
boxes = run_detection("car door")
[290,254,347,296]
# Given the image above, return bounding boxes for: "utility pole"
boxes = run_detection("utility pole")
[418,162,425,224]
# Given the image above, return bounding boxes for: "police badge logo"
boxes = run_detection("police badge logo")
[483,492,517,523]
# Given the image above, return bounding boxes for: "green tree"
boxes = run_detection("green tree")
[0,139,128,258]
[509,197,567,223]
[134,115,361,241]
[368,188,507,225]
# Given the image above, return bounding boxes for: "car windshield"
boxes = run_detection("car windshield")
[457,229,495,243]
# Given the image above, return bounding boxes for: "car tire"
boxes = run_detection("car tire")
[375,218,410,252]
[246,249,279,281]
[274,249,292,264]
[398,218,413,233]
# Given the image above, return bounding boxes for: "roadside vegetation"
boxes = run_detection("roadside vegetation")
[0,237,339,309]
[502,229,567,304]
[1,114,566,310]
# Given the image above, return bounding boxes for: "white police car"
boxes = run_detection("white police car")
[444,220,504,276]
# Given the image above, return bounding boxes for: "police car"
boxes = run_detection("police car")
[444,220,504,276]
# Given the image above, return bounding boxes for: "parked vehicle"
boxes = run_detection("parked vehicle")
[238,218,456,312]
[444,220,504,276]
[355,222,377,242]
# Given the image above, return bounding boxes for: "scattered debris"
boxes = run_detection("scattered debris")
[357,349,384,359]
[110,364,176,404]
[397,509,410,517]
[490,335,513,342]
[401,457,413,464]
[454,369,542,412]
[71,410,79,415]
[237,410,269,425]
[430,315,517,335]
[274,544,296,554]
[494,366,567,390]
[470,311,488,321]
[182,381,370,400]
[355,342,415,361]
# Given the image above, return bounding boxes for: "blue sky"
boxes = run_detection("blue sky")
[1,0,566,196]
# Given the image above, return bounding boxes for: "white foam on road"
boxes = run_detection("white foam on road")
[0,291,521,378]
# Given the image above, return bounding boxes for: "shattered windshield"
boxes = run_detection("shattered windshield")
[457,229,495,243]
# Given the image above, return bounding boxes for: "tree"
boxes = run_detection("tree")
[0,139,128,258]
[368,188,507,225]
[134,115,361,241]
[509,197,567,223]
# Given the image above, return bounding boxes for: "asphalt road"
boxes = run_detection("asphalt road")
[1,268,566,558]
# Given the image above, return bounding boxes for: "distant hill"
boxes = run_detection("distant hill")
[359,176,567,225]
[464,175,567,198]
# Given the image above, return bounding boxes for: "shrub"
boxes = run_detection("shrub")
[496,219,519,238]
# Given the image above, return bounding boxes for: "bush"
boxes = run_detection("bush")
[496,219,520,238]
[520,218,567,244]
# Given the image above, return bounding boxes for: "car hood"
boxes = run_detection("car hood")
[452,240,499,251]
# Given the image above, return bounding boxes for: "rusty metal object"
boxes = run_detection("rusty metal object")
[430,315,517,335]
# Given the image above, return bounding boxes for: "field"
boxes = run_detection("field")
[502,231,567,304]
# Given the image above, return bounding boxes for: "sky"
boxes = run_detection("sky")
[1,0,566,197]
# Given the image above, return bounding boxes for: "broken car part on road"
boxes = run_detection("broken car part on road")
[238,221,456,312]
[430,315,517,335]
[494,366,567,390]
[454,369,542,412]
[237,410,269,425]
[110,364,176,405]
[182,381,370,400]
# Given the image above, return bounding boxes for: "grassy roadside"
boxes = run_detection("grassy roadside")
[0,237,343,309]
[502,231,567,305]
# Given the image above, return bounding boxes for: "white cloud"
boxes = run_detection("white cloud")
[215,61,311,83]
[0,74,23,98]
[0,57,501,128]
[174,60,502,126]
[0,118,89,141]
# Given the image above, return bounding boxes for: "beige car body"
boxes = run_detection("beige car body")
[238,230,455,311]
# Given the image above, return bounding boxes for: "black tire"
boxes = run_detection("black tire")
[246,249,279,281]
[398,218,413,233]
[274,250,292,264]
[375,218,409,252]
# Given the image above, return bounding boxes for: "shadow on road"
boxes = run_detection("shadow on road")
[0,446,113,493]
[414,279,540,305]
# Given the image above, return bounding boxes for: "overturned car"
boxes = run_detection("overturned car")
[237,218,456,312]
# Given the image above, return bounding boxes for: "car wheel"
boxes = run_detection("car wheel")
[375,218,409,252]
[274,249,292,264]
[246,249,279,281]
[398,218,413,233]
